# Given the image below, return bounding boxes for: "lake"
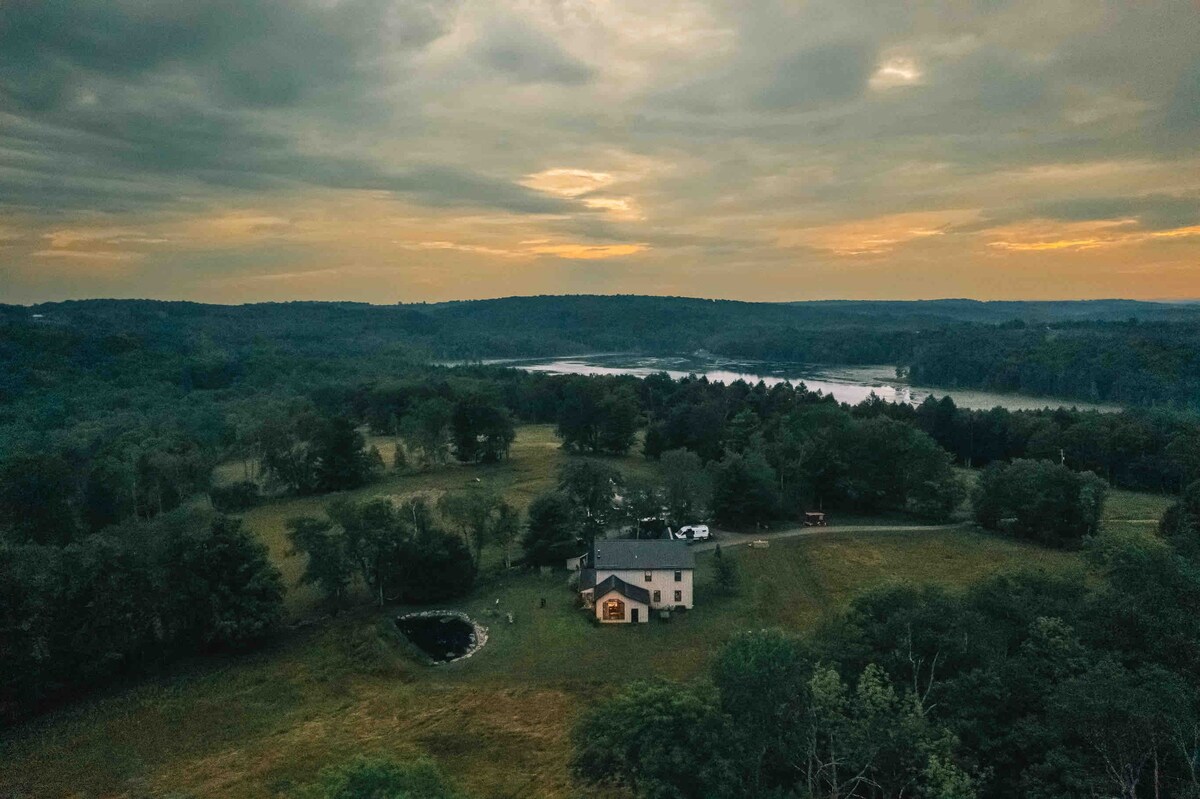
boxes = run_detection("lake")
[480,353,1120,413]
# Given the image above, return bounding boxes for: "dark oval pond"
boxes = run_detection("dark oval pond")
[397,614,476,662]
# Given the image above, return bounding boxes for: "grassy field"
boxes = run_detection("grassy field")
[232,425,660,615]
[0,428,1170,799]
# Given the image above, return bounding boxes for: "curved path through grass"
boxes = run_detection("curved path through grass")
[694,521,968,552]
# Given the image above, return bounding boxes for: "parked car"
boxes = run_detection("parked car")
[804,511,828,527]
[673,524,711,542]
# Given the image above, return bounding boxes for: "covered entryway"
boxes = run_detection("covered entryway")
[592,575,651,623]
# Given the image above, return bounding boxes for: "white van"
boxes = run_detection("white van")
[674,524,711,542]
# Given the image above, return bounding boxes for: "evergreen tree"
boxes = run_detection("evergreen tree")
[711,446,779,527]
[165,515,283,649]
[712,544,739,594]
[596,388,640,454]
[556,378,603,452]
[722,408,761,455]
[311,416,375,493]
[661,448,712,526]
[522,491,579,566]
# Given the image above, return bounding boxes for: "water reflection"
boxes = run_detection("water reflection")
[485,354,1119,413]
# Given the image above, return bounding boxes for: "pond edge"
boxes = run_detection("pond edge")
[394,610,489,665]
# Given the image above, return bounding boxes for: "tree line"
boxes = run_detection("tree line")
[859,392,1200,492]
[905,320,1200,410]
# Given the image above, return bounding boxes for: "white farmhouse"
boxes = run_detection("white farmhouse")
[578,539,695,623]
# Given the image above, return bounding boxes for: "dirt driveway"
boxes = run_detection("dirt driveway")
[690,521,968,553]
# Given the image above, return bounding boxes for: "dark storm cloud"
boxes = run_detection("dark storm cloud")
[0,0,435,110]
[0,0,575,215]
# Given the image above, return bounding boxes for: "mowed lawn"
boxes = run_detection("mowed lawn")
[0,429,1166,799]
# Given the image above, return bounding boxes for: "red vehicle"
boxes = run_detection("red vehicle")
[804,511,828,527]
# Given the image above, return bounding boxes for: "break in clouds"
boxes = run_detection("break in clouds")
[1,0,1199,302]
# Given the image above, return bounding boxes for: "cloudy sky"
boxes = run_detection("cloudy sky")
[2,0,1199,304]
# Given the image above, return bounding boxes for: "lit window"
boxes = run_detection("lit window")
[603,598,625,621]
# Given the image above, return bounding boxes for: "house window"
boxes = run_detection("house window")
[674,570,682,582]
[645,570,653,582]
[653,590,661,604]
[603,598,625,621]
[674,590,682,603]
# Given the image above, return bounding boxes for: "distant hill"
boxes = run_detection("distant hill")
[2,295,1198,410]
[5,295,1199,360]
[427,294,1200,329]
[783,298,1200,323]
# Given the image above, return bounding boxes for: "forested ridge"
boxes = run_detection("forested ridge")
[4,297,1199,414]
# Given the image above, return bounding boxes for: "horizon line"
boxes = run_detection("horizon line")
[7,293,1200,309]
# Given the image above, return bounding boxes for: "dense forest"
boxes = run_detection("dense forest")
[3,297,1199,419]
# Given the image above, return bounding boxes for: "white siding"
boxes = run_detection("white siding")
[594,568,694,609]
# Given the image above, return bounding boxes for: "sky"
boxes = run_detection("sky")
[2,0,1199,305]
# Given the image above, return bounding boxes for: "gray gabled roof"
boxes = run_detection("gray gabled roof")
[592,575,651,605]
[591,539,695,571]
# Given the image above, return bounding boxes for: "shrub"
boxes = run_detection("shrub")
[319,756,466,799]
[712,545,739,594]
